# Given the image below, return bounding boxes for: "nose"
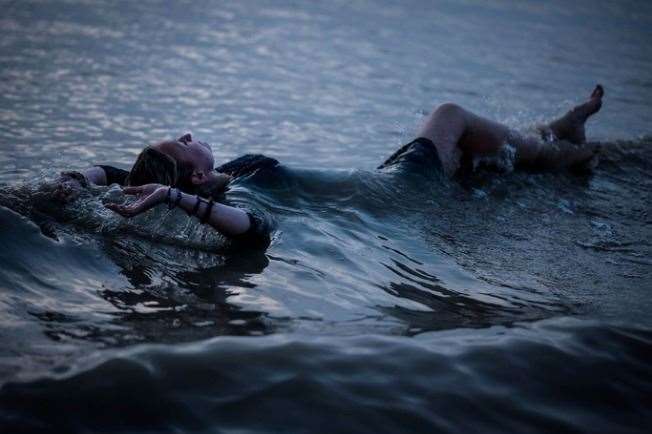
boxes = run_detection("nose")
[179,133,192,144]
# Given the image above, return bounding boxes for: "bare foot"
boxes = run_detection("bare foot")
[547,84,604,144]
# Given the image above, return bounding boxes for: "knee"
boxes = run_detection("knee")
[426,103,465,125]
[433,102,463,116]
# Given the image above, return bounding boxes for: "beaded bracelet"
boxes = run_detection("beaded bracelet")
[165,187,182,209]
[166,187,172,205]
[174,189,182,208]
[200,198,214,224]
[166,187,182,210]
[189,195,202,216]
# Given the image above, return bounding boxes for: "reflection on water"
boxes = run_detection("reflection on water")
[1,0,651,432]
[2,138,650,358]
[2,318,651,434]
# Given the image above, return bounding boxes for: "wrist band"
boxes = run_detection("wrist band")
[200,198,214,224]
[167,188,182,210]
[174,188,182,208]
[190,195,202,216]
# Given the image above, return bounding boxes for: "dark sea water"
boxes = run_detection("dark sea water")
[1,1,651,433]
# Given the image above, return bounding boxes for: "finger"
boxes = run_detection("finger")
[107,197,152,216]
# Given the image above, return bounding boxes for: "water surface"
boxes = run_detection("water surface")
[1,1,651,432]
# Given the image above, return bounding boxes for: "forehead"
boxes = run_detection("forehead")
[189,141,213,156]
[186,142,214,169]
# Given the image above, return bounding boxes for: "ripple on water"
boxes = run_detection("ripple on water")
[1,1,652,431]
[1,318,651,434]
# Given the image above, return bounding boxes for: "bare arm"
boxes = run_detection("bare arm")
[173,187,250,235]
[51,165,132,203]
[105,184,251,237]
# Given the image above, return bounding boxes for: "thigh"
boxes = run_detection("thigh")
[458,109,511,155]
[416,103,468,174]
[417,103,511,174]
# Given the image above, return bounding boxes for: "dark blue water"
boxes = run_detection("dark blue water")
[1,1,651,433]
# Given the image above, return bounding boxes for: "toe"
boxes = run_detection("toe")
[591,84,604,99]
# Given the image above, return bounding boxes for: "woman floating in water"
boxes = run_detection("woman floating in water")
[53,85,604,249]
[52,133,277,249]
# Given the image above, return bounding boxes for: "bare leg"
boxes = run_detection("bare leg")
[416,85,604,175]
[526,85,604,169]
[417,102,513,176]
[546,85,604,144]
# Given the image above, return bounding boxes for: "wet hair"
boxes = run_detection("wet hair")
[125,147,179,187]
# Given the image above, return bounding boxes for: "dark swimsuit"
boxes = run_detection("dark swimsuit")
[215,154,280,178]
[378,137,443,172]
[96,165,130,186]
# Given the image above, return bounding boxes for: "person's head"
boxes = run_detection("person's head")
[125,146,178,187]
[127,133,216,192]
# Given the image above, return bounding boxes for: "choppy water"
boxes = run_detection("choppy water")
[1,1,651,433]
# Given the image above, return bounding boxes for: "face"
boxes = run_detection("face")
[154,134,216,187]
[175,133,215,185]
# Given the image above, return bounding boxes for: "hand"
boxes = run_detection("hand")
[52,178,82,203]
[105,183,168,218]
[51,172,87,203]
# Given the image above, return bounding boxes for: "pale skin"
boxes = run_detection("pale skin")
[105,184,252,236]
[418,85,604,176]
